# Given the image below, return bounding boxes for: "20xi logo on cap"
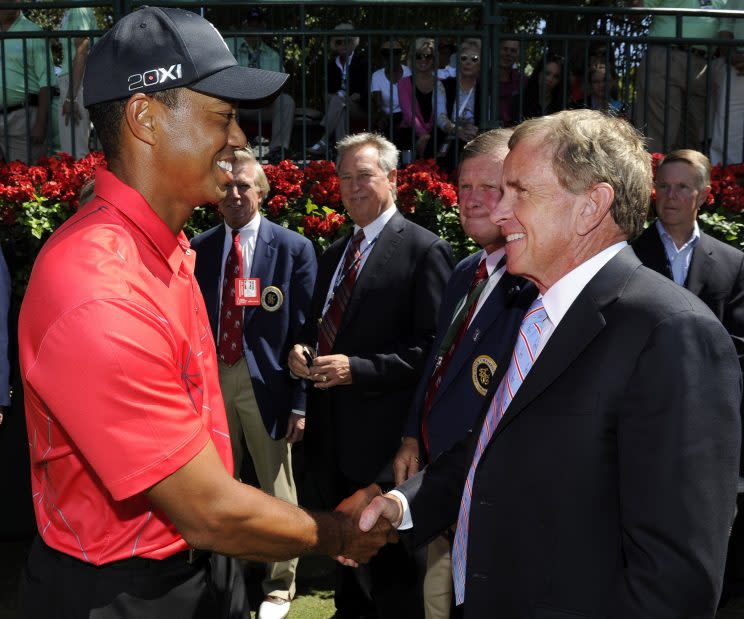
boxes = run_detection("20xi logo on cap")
[84,6,288,109]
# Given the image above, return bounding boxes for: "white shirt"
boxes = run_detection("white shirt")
[655,219,700,286]
[218,214,261,308]
[371,66,413,114]
[320,206,398,317]
[468,248,507,327]
[393,241,628,528]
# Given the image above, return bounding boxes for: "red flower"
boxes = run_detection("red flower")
[267,194,289,217]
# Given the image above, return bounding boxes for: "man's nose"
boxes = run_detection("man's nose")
[489,192,512,226]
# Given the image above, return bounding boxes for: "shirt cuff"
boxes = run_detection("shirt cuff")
[388,489,413,530]
[290,409,305,417]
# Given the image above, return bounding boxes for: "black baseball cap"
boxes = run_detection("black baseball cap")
[83,6,288,108]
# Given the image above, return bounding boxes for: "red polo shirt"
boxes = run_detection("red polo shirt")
[18,169,233,564]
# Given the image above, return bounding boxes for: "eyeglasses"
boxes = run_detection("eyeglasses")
[415,53,433,61]
[382,48,403,55]
[332,39,347,47]
[460,54,480,63]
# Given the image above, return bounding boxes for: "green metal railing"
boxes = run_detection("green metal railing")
[1,2,744,165]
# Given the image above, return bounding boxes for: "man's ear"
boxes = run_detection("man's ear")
[387,167,397,189]
[577,182,614,236]
[123,93,157,146]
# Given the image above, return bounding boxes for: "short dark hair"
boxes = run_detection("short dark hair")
[89,88,184,162]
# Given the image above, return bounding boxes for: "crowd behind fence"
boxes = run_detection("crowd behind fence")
[2,1,744,170]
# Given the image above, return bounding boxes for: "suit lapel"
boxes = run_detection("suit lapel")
[685,233,714,297]
[636,225,673,280]
[340,212,404,331]
[490,247,640,440]
[434,272,515,402]
[245,218,277,323]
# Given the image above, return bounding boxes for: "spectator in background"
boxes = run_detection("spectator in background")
[632,0,726,153]
[435,39,457,80]
[398,38,448,159]
[307,23,368,159]
[0,0,50,163]
[191,147,317,619]
[57,4,96,158]
[0,246,9,426]
[231,8,296,165]
[712,3,744,165]
[571,63,623,114]
[289,133,453,618]
[569,41,613,105]
[371,39,412,149]
[393,129,536,619]
[439,39,482,169]
[498,39,526,127]
[519,52,565,120]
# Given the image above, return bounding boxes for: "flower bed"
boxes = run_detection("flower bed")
[2,152,744,301]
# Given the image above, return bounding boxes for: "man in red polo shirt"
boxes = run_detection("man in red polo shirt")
[17,7,391,617]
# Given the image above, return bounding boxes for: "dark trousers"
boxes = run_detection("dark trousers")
[19,536,247,618]
[309,468,425,619]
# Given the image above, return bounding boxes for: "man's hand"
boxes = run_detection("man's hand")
[336,492,404,567]
[288,344,312,379]
[393,437,422,485]
[30,118,47,145]
[286,412,305,444]
[334,485,397,565]
[310,354,352,388]
[0,406,5,426]
[62,99,82,125]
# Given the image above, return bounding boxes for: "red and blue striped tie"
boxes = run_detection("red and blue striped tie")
[451,298,548,605]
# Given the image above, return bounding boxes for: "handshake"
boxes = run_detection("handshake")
[331,483,408,566]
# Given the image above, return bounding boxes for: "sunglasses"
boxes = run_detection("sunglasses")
[415,52,433,60]
[382,48,403,55]
[460,54,480,63]
[332,39,348,46]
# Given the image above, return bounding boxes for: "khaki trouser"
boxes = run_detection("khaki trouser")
[634,45,709,154]
[218,358,298,601]
[57,75,91,159]
[423,534,452,619]
[239,92,296,151]
[0,106,46,164]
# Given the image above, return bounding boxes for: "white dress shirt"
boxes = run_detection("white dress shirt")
[217,214,261,336]
[320,206,398,317]
[393,241,628,529]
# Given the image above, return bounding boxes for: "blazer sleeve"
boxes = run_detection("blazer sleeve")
[722,252,744,372]
[288,238,318,412]
[611,310,741,616]
[349,237,453,389]
[398,426,477,548]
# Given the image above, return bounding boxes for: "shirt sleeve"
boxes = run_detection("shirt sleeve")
[25,298,212,501]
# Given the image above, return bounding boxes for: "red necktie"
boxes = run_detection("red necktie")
[420,258,489,456]
[218,229,244,365]
[317,229,366,356]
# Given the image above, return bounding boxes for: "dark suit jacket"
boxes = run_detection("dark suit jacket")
[632,223,744,363]
[404,251,537,461]
[191,218,317,439]
[327,52,369,109]
[302,210,453,487]
[400,247,742,618]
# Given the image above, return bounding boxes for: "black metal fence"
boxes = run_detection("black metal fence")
[1,1,744,167]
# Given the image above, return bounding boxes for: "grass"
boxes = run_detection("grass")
[247,554,337,619]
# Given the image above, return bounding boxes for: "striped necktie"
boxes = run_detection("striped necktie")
[420,257,491,456]
[451,298,548,605]
[317,229,366,355]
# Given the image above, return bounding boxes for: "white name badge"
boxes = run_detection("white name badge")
[235,278,261,306]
